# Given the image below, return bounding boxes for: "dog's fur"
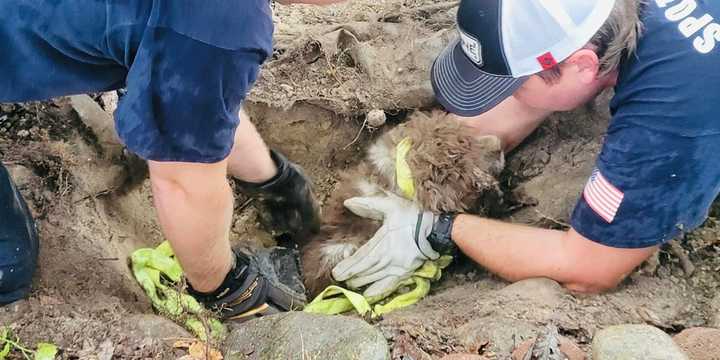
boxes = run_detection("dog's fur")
[300,111,505,296]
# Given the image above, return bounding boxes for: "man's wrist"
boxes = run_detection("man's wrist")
[427,213,458,255]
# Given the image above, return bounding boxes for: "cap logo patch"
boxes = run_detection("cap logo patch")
[537,52,558,70]
[459,28,483,66]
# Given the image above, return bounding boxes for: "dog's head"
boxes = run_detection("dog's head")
[367,110,505,214]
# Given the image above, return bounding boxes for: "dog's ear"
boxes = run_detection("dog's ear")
[472,134,505,176]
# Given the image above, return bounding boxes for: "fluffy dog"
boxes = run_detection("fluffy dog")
[300,111,505,296]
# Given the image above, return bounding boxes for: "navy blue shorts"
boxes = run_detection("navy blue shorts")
[0,0,273,162]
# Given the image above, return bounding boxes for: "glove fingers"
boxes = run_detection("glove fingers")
[343,195,406,220]
[363,275,404,298]
[343,257,393,289]
[331,226,388,281]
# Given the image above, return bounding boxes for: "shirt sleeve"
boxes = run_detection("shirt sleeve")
[570,124,717,249]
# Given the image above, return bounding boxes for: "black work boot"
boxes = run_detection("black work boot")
[187,247,306,322]
[0,163,39,305]
[236,150,320,244]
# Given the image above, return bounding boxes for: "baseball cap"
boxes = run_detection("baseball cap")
[431,0,616,116]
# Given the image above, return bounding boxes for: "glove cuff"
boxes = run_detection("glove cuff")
[427,213,458,256]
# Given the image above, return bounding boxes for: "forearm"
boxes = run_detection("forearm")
[451,214,657,293]
[452,215,568,283]
[149,161,234,292]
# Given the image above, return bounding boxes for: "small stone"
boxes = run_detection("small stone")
[100,91,119,114]
[279,84,294,93]
[592,325,688,360]
[224,312,390,360]
[673,327,720,360]
[17,129,29,138]
[366,109,387,128]
[512,336,586,360]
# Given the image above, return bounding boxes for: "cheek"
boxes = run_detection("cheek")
[513,81,557,110]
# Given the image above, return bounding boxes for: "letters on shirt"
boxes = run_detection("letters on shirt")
[655,0,720,54]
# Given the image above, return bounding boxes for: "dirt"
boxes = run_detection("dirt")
[1,0,719,359]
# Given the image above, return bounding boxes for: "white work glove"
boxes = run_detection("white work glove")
[331,193,439,297]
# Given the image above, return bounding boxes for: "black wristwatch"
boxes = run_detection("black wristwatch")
[427,213,458,255]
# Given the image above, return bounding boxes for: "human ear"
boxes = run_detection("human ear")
[566,49,600,84]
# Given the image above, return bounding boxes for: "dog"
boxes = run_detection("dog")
[300,110,505,296]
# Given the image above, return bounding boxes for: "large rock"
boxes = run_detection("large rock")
[223,312,390,360]
[592,325,688,360]
[673,327,720,360]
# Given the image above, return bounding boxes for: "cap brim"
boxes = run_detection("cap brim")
[431,39,527,117]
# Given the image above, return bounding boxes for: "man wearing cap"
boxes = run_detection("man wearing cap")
[333,0,720,295]
[0,0,340,319]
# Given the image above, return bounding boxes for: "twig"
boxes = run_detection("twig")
[343,116,369,150]
[668,239,695,276]
[238,198,255,214]
[534,209,571,228]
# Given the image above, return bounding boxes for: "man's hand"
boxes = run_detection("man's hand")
[332,194,439,297]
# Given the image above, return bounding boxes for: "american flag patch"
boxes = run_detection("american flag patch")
[583,169,624,223]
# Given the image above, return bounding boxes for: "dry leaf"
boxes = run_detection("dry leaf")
[174,340,223,360]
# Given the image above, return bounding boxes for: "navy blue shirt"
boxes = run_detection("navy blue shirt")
[0,0,273,162]
[571,0,720,248]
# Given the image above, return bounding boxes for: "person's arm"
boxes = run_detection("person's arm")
[148,160,235,292]
[458,96,553,153]
[451,215,658,293]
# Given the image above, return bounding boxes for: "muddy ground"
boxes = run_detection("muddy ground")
[1,0,719,359]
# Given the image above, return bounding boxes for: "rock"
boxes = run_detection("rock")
[224,312,390,360]
[122,314,192,340]
[392,334,432,360]
[512,336,586,360]
[592,325,688,360]
[440,355,490,360]
[100,91,119,115]
[673,327,720,360]
[366,109,387,128]
[70,94,124,159]
[498,278,565,307]
[456,316,540,356]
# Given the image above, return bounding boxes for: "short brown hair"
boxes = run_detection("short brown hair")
[537,0,644,84]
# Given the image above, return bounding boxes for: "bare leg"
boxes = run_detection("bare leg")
[227,109,277,183]
[150,109,277,293]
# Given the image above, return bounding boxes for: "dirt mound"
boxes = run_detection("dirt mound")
[250,0,457,115]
